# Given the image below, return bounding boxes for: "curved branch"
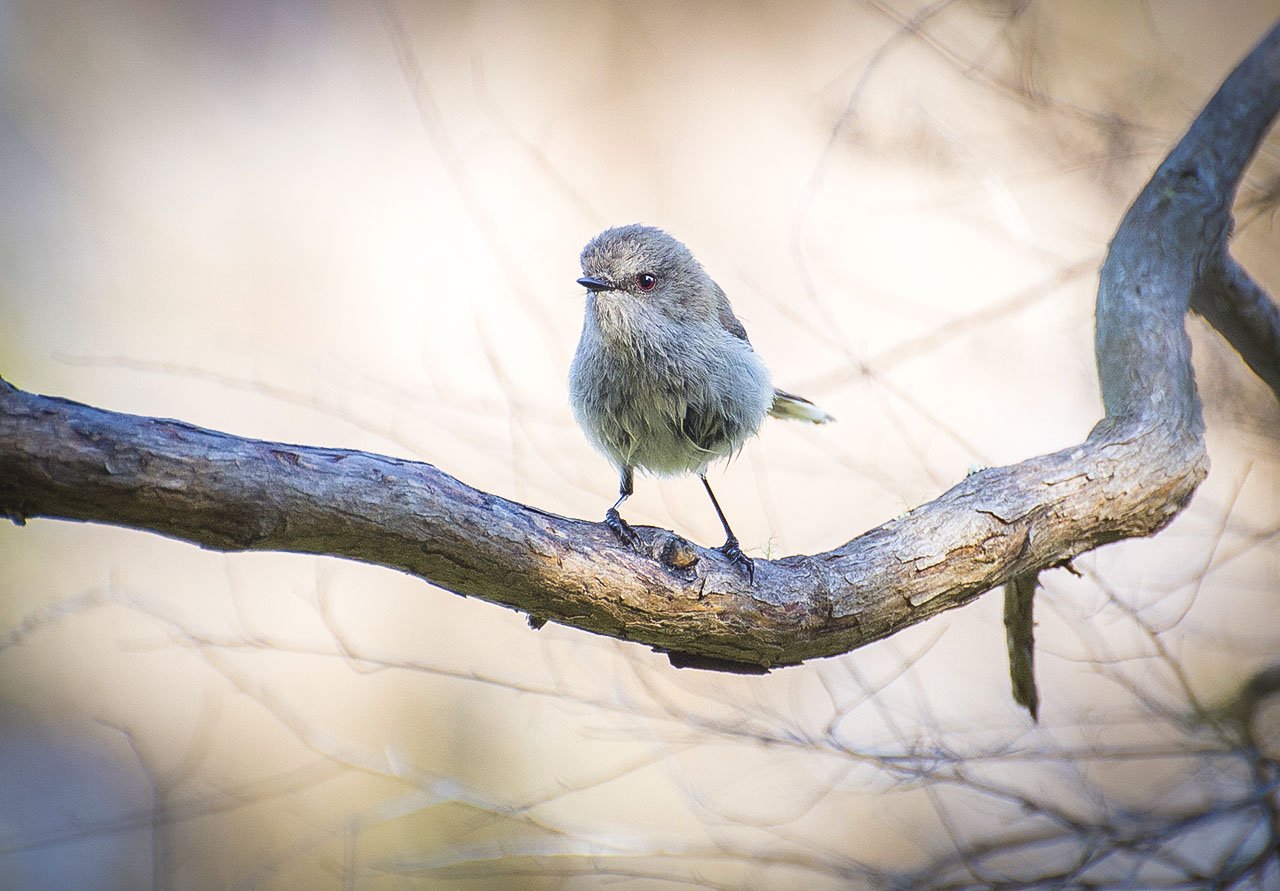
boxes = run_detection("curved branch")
[3,22,1278,671]
[1130,16,1280,406]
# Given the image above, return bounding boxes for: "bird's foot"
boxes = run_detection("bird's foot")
[604,508,641,551]
[718,537,755,582]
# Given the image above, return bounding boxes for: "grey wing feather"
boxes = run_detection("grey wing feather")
[712,281,750,343]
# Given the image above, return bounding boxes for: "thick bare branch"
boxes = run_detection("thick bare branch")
[4,22,1279,671]
[1135,16,1280,404]
[0,375,1201,673]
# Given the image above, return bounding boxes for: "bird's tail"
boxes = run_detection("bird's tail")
[769,388,835,424]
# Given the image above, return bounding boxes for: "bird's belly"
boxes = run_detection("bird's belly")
[576,359,767,476]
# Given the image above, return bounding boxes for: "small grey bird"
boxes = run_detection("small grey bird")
[569,224,832,579]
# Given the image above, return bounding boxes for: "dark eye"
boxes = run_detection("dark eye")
[635,272,658,291]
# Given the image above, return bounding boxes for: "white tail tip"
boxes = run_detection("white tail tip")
[769,389,835,424]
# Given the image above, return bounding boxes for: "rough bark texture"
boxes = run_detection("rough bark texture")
[2,23,1279,671]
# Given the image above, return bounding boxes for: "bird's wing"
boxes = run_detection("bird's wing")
[712,281,751,343]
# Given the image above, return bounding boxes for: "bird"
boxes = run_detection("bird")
[568,224,833,580]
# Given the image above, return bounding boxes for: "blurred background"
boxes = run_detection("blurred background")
[2,1,1278,888]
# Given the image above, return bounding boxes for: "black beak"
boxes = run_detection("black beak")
[576,275,614,292]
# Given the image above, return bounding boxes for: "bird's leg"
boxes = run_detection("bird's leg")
[700,474,754,581]
[604,466,641,550]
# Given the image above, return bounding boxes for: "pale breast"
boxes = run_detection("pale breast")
[570,307,772,476]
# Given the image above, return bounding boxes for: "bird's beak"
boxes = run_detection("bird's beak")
[576,275,614,292]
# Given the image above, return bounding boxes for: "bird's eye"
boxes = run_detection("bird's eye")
[635,272,658,291]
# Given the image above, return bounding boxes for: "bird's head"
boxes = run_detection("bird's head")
[577,224,717,322]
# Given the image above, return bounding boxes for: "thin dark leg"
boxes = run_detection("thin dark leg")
[700,474,754,581]
[605,466,640,549]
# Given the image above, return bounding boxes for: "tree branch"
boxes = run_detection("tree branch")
[1003,570,1041,722]
[1165,16,1280,403]
[3,22,1278,671]
[1192,254,1280,401]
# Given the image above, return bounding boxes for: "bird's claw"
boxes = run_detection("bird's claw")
[718,538,755,582]
[604,508,641,551]
[605,511,753,581]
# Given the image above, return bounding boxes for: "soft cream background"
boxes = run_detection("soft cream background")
[1,2,1278,888]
